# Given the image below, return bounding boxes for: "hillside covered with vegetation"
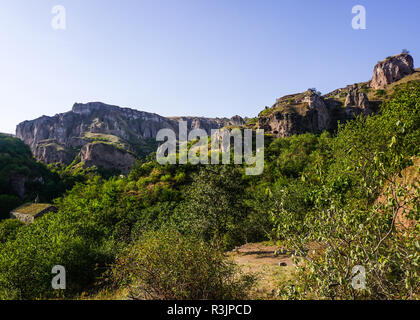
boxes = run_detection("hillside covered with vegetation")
[0,134,80,221]
[0,81,418,300]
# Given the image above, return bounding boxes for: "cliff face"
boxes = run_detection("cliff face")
[16,102,244,172]
[344,84,370,109]
[259,53,416,137]
[258,90,330,137]
[16,53,417,171]
[371,53,414,89]
[167,116,234,133]
[16,102,176,154]
[80,142,137,175]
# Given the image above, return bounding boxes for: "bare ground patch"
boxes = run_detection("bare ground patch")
[227,242,297,299]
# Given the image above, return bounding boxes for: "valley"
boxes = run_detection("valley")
[0,52,418,301]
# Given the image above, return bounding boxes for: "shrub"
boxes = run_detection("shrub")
[0,210,114,299]
[109,229,256,300]
[0,195,22,220]
[376,89,386,97]
[259,108,271,117]
[0,219,24,244]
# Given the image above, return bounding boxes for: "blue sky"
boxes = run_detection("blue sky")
[0,0,419,133]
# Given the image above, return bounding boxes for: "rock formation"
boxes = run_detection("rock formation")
[16,102,177,154]
[258,90,330,137]
[15,53,417,170]
[371,53,414,89]
[344,84,370,109]
[260,52,417,137]
[168,116,231,134]
[228,115,245,126]
[80,142,137,175]
[16,102,241,172]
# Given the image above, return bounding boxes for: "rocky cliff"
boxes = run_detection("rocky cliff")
[16,102,244,172]
[16,53,417,171]
[80,142,137,175]
[344,84,370,109]
[371,53,414,89]
[258,90,330,137]
[258,53,416,137]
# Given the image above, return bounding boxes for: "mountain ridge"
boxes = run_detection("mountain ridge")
[16,101,245,173]
[16,52,419,173]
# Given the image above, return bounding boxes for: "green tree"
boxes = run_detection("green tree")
[176,165,248,249]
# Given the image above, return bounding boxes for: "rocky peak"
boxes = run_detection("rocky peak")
[258,90,330,137]
[72,102,165,123]
[229,115,245,126]
[72,102,108,115]
[371,53,415,89]
[344,84,370,109]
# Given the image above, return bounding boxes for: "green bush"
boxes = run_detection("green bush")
[0,209,114,299]
[259,108,271,117]
[109,229,256,300]
[375,89,386,97]
[0,219,24,244]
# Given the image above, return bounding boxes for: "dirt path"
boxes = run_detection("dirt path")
[227,242,296,299]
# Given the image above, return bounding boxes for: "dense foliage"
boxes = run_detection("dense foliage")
[0,82,418,300]
[272,82,420,299]
[109,229,255,300]
[0,134,79,220]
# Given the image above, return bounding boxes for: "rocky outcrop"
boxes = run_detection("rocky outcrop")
[80,143,137,175]
[322,80,378,126]
[16,102,177,157]
[371,53,414,89]
[167,116,237,133]
[33,143,74,164]
[16,102,239,172]
[16,53,417,171]
[258,80,381,136]
[344,84,370,109]
[304,92,330,129]
[229,115,245,126]
[258,90,330,137]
